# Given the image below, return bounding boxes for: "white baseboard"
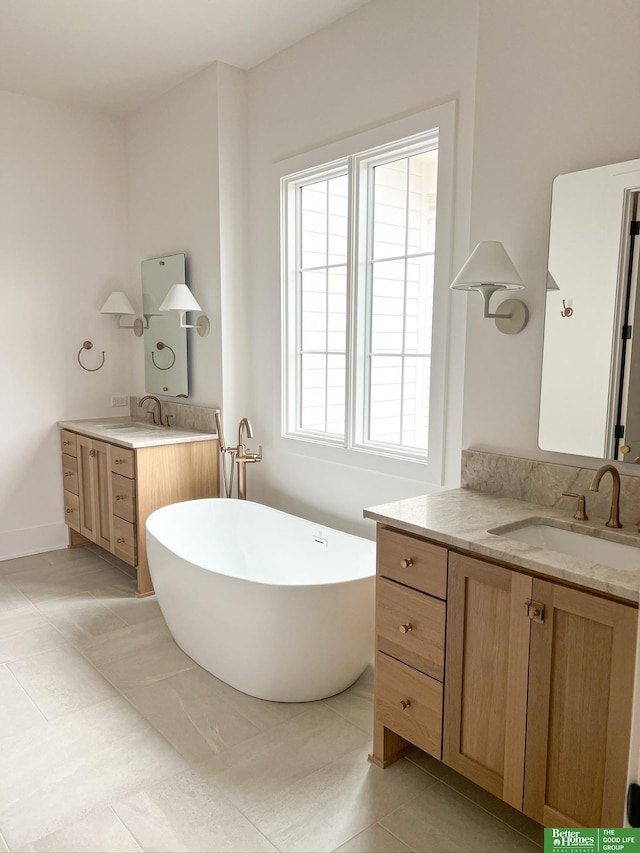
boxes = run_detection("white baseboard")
[0,523,69,561]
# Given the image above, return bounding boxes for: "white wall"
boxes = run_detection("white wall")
[125,65,224,408]
[246,0,478,536]
[463,0,640,470]
[0,91,130,558]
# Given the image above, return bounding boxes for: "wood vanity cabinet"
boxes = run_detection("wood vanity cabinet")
[60,428,218,596]
[370,525,638,829]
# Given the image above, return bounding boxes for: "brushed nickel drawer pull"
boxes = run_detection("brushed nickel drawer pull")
[399,623,413,634]
[400,557,413,568]
[399,699,411,710]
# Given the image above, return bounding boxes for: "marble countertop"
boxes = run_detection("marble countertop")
[364,489,640,603]
[58,417,218,449]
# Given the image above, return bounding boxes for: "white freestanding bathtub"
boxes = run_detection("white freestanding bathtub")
[146,499,376,702]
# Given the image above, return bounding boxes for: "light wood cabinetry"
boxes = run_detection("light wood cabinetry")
[444,553,532,810]
[524,579,637,827]
[370,524,638,828]
[370,526,448,768]
[77,436,112,551]
[60,429,218,596]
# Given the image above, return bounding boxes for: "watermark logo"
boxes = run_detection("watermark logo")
[544,829,640,853]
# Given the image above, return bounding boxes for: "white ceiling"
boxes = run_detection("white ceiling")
[0,0,369,115]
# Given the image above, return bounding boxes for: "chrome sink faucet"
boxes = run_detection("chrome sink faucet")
[590,464,622,528]
[139,395,163,426]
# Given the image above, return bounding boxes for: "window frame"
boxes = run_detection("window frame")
[280,102,455,485]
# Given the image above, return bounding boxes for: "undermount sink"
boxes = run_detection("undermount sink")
[104,423,164,432]
[492,522,640,572]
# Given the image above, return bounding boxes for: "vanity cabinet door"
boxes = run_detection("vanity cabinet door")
[77,436,112,551]
[523,581,637,828]
[443,553,532,810]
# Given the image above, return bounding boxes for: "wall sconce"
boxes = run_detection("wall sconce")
[450,241,529,334]
[159,284,210,337]
[100,291,144,336]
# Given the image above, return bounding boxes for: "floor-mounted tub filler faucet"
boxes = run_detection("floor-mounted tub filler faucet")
[214,411,262,500]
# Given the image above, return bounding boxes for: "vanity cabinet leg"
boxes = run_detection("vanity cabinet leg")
[68,528,91,549]
[369,720,413,768]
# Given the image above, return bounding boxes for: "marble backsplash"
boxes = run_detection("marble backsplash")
[130,396,218,433]
[461,450,640,527]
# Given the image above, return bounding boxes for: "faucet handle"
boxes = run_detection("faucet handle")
[256,445,262,461]
[561,491,589,521]
[163,414,174,427]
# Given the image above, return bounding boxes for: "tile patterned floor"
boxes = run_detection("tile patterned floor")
[0,547,544,853]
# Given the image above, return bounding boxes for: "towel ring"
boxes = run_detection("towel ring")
[77,341,105,372]
[151,341,176,371]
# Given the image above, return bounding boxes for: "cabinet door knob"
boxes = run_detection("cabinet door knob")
[66,508,73,514]
[115,495,122,501]
[399,699,411,711]
[399,623,413,634]
[117,537,125,544]
[89,449,96,457]
[64,472,71,477]
[400,557,413,568]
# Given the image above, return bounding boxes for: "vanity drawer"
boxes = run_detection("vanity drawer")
[112,516,137,566]
[110,447,135,479]
[63,490,80,532]
[376,577,446,680]
[111,473,136,523]
[62,454,78,495]
[378,526,447,600]
[375,651,443,760]
[60,430,77,457]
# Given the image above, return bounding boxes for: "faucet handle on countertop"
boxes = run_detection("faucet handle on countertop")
[561,491,589,521]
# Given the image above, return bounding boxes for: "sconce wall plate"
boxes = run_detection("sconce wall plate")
[494,298,529,335]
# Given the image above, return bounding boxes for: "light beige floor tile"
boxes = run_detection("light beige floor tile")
[82,617,195,690]
[124,667,262,769]
[41,547,107,566]
[405,748,454,780]
[21,807,143,852]
[113,769,277,852]
[380,781,542,853]
[0,623,66,663]
[104,594,162,626]
[205,704,371,813]
[9,644,117,719]
[187,662,309,733]
[70,566,138,600]
[0,696,187,849]
[323,665,374,734]
[0,604,50,640]
[245,744,436,852]
[442,770,544,845]
[333,824,412,852]
[6,561,110,605]
[0,579,31,615]
[0,554,48,575]
[37,596,129,649]
[0,665,46,737]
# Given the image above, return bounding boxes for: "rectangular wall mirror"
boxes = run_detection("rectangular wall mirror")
[538,158,640,462]
[142,253,189,397]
